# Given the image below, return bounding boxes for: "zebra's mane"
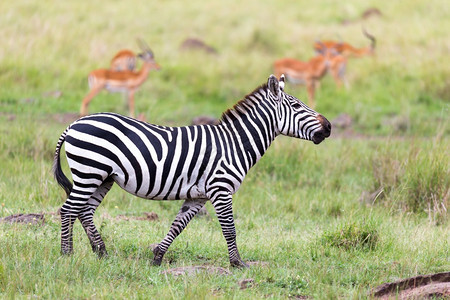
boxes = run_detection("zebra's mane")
[220,83,269,123]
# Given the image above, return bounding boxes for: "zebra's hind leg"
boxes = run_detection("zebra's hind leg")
[60,206,77,255]
[78,179,114,257]
[211,193,248,268]
[60,189,91,255]
[152,199,207,266]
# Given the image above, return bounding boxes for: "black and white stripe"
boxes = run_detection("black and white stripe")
[53,74,331,267]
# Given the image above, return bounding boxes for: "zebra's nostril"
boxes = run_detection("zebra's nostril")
[317,114,331,135]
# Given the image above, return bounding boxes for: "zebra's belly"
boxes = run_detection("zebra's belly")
[112,173,208,201]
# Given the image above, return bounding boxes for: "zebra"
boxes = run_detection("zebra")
[53,74,331,268]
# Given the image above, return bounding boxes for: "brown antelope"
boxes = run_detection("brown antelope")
[80,41,160,118]
[273,46,342,108]
[327,53,349,89]
[110,49,136,71]
[313,29,376,58]
[313,29,376,88]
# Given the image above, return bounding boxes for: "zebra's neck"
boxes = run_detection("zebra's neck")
[219,85,278,172]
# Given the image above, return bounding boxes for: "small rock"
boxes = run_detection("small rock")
[239,278,254,289]
[143,212,158,221]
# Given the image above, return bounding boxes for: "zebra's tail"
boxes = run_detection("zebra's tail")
[52,126,73,197]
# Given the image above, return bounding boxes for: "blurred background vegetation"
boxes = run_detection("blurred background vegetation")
[0,0,448,135]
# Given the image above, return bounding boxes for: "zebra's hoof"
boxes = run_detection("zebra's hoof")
[96,249,108,258]
[152,258,162,266]
[61,249,73,256]
[230,259,249,269]
[152,245,163,266]
[93,245,108,258]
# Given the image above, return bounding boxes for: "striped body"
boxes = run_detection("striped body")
[64,115,250,201]
[54,75,331,267]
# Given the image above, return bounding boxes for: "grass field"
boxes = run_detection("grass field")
[0,0,449,298]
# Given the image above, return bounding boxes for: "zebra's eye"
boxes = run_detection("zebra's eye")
[292,102,302,109]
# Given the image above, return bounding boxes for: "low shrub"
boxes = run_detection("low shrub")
[321,221,379,251]
[370,141,448,224]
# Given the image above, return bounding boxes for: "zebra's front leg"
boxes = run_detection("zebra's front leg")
[211,194,248,268]
[153,199,207,266]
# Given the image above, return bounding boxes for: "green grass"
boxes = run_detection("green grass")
[0,0,449,298]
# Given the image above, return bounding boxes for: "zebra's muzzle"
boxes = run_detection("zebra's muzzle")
[312,114,331,144]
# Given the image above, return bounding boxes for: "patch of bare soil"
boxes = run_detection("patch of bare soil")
[372,272,450,299]
[0,213,45,225]
[161,265,231,277]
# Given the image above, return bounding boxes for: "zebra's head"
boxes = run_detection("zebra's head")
[267,74,331,144]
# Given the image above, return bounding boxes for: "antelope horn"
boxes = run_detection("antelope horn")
[137,38,154,57]
[362,27,376,51]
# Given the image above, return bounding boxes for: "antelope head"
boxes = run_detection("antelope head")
[136,39,160,70]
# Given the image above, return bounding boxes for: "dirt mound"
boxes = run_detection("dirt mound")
[0,213,45,225]
[372,272,450,299]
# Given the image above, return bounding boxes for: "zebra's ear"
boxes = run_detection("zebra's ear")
[279,74,285,91]
[267,74,280,98]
